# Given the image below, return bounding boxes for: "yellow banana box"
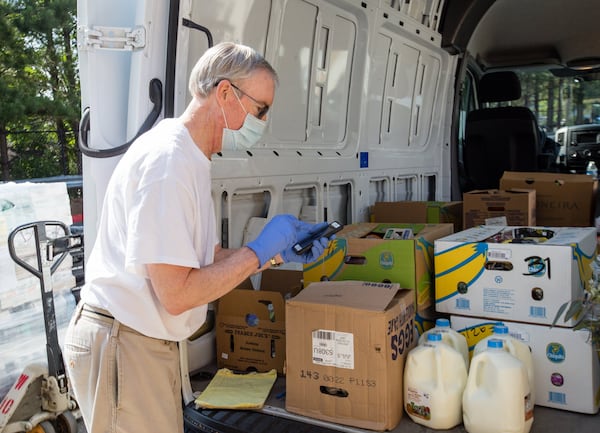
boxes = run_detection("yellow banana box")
[451,315,600,414]
[303,222,454,311]
[435,225,597,326]
[414,306,444,337]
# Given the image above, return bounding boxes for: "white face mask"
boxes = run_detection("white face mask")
[221,91,267,150]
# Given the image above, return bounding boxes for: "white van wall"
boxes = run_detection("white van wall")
[175,0,455,249]
[78,0,455,250]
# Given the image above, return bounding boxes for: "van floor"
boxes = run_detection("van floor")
[185,366,600,433]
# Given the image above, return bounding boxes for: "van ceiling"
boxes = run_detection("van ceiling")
[441,0,600,71]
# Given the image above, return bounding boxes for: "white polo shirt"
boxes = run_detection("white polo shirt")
[81,118,218,341]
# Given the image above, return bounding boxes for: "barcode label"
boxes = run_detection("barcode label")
[529,306,546,318]
[456,298,470,310]
[313,330,333,340]
[312,329,354,369]
[487,248,511,260]
[548,392,566,404]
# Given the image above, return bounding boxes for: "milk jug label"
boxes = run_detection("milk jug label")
[311,329,354,369]
[405,387,431,420]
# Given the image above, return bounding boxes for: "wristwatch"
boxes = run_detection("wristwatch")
[270,257,282,267]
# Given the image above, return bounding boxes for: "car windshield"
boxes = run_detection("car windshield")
[457,67,600,180]
[514,70,600,135]
[514,69,600,174]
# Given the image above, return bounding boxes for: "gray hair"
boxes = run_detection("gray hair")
[188,42,278,98]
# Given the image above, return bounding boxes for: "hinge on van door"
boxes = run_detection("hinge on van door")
[78,25,146,51]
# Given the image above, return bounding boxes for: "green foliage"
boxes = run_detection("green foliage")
[0,0,79,180]
[553,273,600,350]
[517,71,600,128]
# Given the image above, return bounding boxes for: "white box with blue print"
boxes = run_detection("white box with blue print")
[451,315,600,414]
[434,225,597,326]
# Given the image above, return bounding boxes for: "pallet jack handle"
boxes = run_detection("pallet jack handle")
[7,220,84,393]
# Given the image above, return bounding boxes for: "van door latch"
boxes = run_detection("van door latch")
[78,25,146,51]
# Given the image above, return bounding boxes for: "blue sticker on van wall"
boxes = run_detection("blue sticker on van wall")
[546,343,566,363]
[360,152,368,168]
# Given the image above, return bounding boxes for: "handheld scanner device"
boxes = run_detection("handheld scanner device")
[293,221,343,255]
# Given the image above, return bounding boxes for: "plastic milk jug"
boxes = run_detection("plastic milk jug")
[404,332,468,429]
[418,318,469,369]
[463,339,534,433]
[473,324,535,403]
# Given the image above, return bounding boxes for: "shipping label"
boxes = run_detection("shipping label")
[311,329,354,369]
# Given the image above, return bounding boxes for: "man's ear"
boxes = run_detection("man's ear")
[214,79,232,104]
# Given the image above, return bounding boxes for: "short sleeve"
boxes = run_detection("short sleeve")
[125,177,200,276]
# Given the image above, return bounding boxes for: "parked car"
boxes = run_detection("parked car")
[555,124,600,173]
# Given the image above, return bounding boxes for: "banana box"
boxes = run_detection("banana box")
[451,315,600,414]
[435,225,596,326]
[414,306,444,337]
[303,223,454,311]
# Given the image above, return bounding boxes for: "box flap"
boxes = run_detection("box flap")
[501,171,595,185]
[233,269,303,297]
[465,188,535,196]
[290,281,401,311]
[338,222,453,240]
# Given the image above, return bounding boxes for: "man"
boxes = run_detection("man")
[63,42,331,432]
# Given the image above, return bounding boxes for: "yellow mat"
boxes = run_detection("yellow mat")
[194,368,277,410]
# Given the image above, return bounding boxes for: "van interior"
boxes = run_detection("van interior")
[20,0,600,432]
[446,0,600,194]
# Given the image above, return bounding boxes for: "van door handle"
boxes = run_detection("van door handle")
[78,78,163,158]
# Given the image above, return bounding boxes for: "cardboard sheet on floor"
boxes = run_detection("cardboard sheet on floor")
[194,368,277,410]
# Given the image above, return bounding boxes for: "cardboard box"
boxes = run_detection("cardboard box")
[303,222,454,311]
[434,225,597,326]
[372,201,463,232]
[499,171,597,227]
[285,281,416,431]
[451,315,600,414]
[215,270,302,375]
[463,189,536,229]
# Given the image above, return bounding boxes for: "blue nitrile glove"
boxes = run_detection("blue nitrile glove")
[281,221,333,264]
[246,214,301,267]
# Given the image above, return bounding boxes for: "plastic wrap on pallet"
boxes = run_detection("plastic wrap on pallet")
[0,181,77,400]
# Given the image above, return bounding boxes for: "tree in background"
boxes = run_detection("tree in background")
[519,71,600,131]
[0,0,79,181]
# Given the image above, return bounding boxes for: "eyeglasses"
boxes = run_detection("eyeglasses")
[229,82,270,119]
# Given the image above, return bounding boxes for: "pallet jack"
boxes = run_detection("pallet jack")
[0,221,83,433]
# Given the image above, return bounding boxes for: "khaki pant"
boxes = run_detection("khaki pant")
[63,302,183,432]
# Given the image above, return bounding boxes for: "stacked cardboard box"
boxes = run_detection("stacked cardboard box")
[434,225,599,413]
[303,222,453,312]
[285,281,416,430]
[434,225,596,325]
[451,315,600,414]
[500,171,597,227]
[372,201,463,232]
[462,189,536,229]
[215,270,303,375]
